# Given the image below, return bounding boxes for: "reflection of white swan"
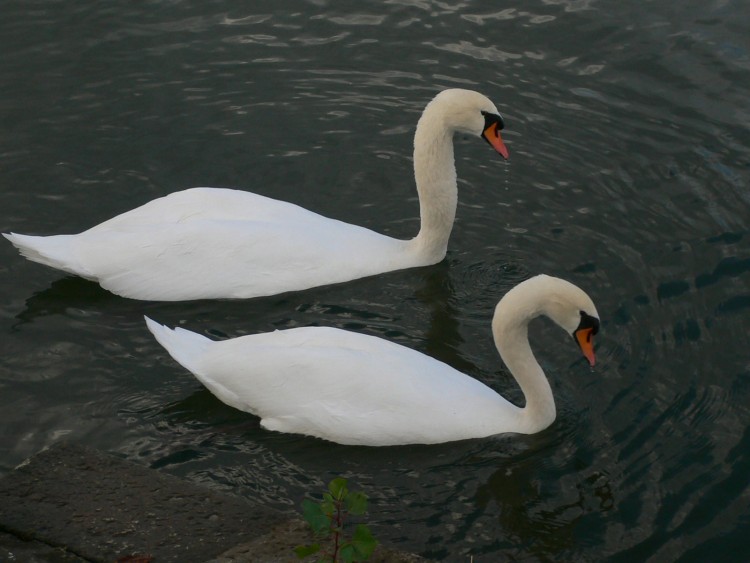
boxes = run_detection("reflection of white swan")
[4,89,509,301]
[145,275,599,446]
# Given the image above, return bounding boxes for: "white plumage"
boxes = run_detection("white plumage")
[145,275,600,446]
[4,89,508,301]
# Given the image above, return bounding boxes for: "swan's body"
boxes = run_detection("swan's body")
[145,275,600,446]
[4,89,508,301]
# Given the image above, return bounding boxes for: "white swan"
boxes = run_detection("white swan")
[145,275,599,446]
[3,89,509,301]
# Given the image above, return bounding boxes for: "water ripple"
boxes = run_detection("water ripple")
[427,40,524,63]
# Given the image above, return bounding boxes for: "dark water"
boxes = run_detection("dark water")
[2,1,749,560]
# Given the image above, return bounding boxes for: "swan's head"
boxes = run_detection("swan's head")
[496,275,600,366]
[537,276,600,366]
[425,89,509,159]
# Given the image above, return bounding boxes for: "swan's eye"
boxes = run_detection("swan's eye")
[577,311,600,335]
[481,110,505,131]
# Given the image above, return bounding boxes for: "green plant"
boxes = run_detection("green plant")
[295,477,378,562]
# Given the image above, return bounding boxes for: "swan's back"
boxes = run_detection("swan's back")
[87,188,321,230]
[146,318,517,446]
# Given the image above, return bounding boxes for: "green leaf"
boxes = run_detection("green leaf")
[294,543,321,559]
[319,500,336,520]
[350,524,378,559]
[328,477,349,500]
[301,499,330,536]
[320,496,336,517]
[345,491,368,515]
[338,543,356,563]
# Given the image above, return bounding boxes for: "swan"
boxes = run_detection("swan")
[145,275,600,446]
[3,89,509,301]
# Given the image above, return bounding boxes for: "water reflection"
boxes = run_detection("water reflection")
[413,260,474,372]
[13,277,120,328]
[476,462,612,558]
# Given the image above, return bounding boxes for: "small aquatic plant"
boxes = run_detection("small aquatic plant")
[295,477,377,562]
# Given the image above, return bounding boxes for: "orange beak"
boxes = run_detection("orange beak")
[482,121,509,159]
[575,327,596,367]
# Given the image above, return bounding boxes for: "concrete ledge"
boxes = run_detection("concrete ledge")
[0,442,424,562]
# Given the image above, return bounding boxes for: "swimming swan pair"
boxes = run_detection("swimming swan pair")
[4,89,600,446]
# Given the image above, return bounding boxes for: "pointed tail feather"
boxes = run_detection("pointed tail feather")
[3,232,93,279]
[144,316,213,373]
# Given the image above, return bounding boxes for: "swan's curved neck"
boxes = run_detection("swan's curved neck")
[409,107,458,264]
[492,288,557,434]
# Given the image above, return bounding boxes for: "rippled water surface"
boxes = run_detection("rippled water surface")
[1,1,749,560]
